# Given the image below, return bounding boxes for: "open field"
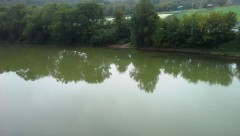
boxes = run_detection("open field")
[107,5,240,21]
[213,5,240,20]
[162,5,240,21]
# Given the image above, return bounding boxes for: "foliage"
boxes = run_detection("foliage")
[0,2,108,44]
[173,5,240,22]
[161,17,183,46]
[0,1,238,48]
[50,3,75,42]
[213,5,240,21]
[113,10,131,40]
[153,12,237,48]
[74,2,105,42]
[181,13,209,46]
[131,0,159,47]
[206,12,237,45]
[0,4,27,41]
[90,27,117,45]
[104,1,136,16]
[23,4,58,42]
[237,26,240,42]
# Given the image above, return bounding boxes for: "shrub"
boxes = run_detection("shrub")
[89,28,117,45]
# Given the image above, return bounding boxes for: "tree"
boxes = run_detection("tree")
[0,5,7,40]
[131,0,159,47]
[160,17,182,47]
[74,2,105,43]
[23,4,58,42]
[113,9,130,40]
[207,12,237,45]
[50,3,75,42]
[4,4,27,41]
[181,13,210,46]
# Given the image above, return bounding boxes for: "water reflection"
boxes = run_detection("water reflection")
[130,56,161,92]
[161,57,234,86]
[0,44,239,92]
[53,50,112,84]
[236,63,240,80]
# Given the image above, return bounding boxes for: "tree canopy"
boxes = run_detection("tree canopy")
[131,0,159,47]
[0,1,238,46]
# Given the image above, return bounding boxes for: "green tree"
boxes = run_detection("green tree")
[131,0,159,47]
[207,12,237,45]
[113,10,130,40]
[4,4,27,41]
[74,2,105,43]
[89,27,117,45]
[181,13,211,46]
[152,18,165,47]
[23,4,58,42]
[0,5,7,40]
[161,17,182,47]
[50,3,75,42]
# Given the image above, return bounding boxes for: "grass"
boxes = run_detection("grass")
[213,5,240,21]
[161,5,240,21]
[107,5,240,21]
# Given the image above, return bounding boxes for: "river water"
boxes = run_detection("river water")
[0,44,240,136]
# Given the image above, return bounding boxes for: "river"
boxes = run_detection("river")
[0,44,240,136]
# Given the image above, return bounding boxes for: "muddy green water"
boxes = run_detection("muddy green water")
[0,44,240,136]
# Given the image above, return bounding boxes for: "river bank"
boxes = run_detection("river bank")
[1,41,240,60]
[108,42,240,60]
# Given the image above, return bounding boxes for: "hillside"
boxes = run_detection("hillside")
[0,0,135,5]
[172,5,240,21]
[0,0,81,5]
[1,0,240,6]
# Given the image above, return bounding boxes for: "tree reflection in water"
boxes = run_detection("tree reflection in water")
[52,50,112,83]
[236,63,240,81]
[0,44,239,93]
[130,55,161,93]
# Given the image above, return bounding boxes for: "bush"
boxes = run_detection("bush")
[153,17,183,47]
[89,28,117,45]
[206,12,237,46]
[181,14,208,46]
[153,12,238,48]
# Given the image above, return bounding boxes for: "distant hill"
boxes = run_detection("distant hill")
[0,0,139,5]
[0,0,81,5]
[1,0,240,6]
[0,0,239,14]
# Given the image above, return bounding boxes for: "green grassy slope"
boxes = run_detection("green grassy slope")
[163,5,240,21]
[213,5,240,21]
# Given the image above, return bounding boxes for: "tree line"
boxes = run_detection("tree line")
[0,2,130,44]
[132,0,240,48]
[0,0,239,47]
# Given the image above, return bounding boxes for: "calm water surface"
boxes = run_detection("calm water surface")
[0,44,240,136]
